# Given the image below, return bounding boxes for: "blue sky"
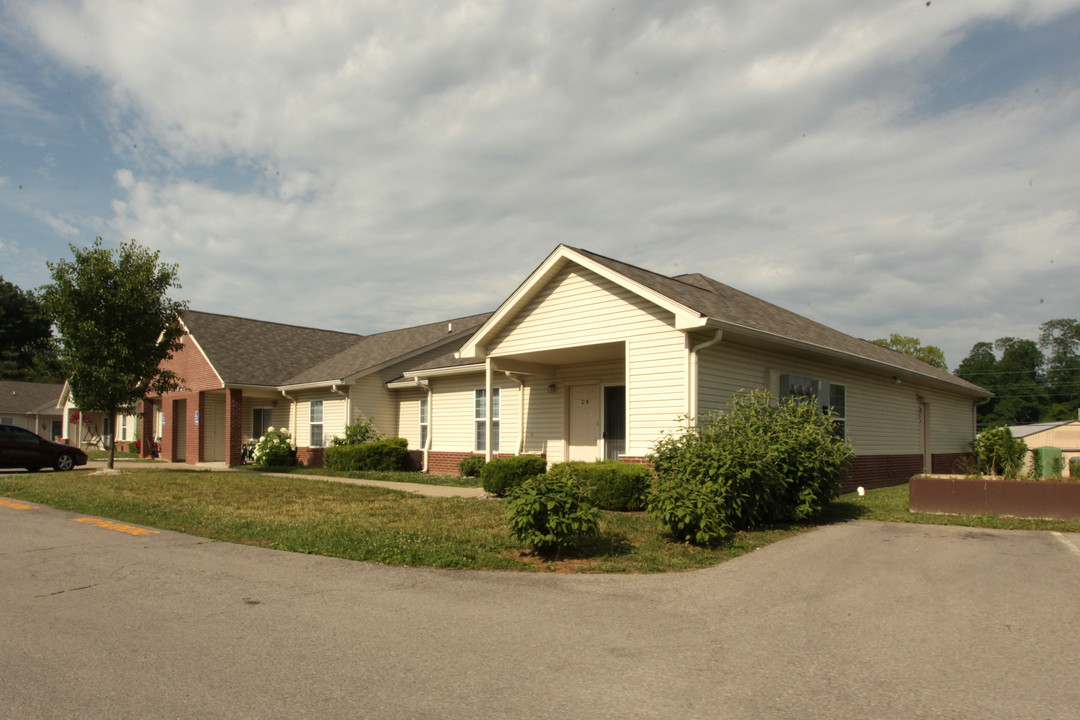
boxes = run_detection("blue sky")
[2,0,1078,371]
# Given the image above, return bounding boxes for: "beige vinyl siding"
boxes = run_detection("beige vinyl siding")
[487,265,686,458]
[424,374,522,454]
[488,266,677,356]
[349,375,396,439]
[240,397,291,440]
[922,387,978,454]
[349,341,466,441]
[698,339,976,457]
[395,387,424,446]
[294,391,346,447]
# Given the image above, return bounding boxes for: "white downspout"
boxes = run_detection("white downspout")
[331,384,348,443]
[281,390,296,437]
[504,371,526,456]
[413,378,432,472]
[688,329,723,419]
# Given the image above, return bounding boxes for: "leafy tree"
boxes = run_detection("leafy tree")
[0,276,57,381]
[41,238,188,468]
[1039,319,1080,419]
[871,333,947,370]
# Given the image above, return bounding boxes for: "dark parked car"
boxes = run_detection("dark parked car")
[0,425,88,472]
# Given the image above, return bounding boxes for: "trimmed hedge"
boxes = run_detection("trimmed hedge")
[458,455,487,478]
[324,437,410,472]
[548,461,652,511]
[480,455,547,497]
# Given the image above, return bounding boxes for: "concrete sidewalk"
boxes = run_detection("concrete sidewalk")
[84,459,488,498]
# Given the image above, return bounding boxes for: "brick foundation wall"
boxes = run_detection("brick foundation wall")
[296,447,324,467]
[427,451,547,476]
[932,453,973,475]
[617,456,650,465]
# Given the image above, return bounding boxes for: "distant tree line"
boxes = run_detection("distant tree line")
[954,319,1080,427]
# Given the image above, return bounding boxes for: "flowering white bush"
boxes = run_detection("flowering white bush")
[252,427,296,467]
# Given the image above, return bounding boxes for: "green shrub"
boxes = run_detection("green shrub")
[480,455,547,497]
[330,415,381,446]
[973,427,1028,479]
[1070,457,1080,482]
[458,455,487,478]
[505,471,600,554]
[253,427,296,468]
[648,390,853,545]
[324,437,409,472]
[549,460,651,511]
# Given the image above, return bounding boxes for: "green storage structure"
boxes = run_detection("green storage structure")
[1032,446,1064,479]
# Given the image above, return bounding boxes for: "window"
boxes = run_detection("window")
[253,408,273,438]
[474,388,500,452]
[309,400,324,447]
[1,417,13,425]
[419,396,429,448]
[121,415,128,441]
[779,373,846,437]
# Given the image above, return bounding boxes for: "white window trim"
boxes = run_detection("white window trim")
[419,396,429,449]
[309,400,324,448]
[474,387,500,453]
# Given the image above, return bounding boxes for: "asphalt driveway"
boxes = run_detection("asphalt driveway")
[2,498,1078,719]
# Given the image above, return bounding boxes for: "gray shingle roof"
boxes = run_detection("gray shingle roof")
[181,311,365,387]
[0,381,64,414]
[284,312,491,386]
[570,246,988,394]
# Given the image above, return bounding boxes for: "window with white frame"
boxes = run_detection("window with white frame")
[474,388,500,452]
[779,373,846,437]
[309,400,324,447]
[253,408,273,438]
[419,396,429,448]
[121,415,128,441]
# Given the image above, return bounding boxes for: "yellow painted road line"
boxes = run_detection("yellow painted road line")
[73,518,161,536]
[0,498,39,510]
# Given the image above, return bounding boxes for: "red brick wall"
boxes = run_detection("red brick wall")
[296,447,324,467]
[152,332,223,464]
[426,451,546,476]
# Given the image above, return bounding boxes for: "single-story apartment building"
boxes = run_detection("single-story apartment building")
[142,245,991,490]
[0,380,64,439]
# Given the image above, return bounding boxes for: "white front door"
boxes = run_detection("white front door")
[568,384,600,461]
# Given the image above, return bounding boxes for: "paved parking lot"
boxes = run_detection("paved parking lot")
[2,497,1079,719]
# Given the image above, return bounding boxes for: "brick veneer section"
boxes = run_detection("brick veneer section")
[225,388,243,466]
[296,447,324,467]
[426,451,547,476]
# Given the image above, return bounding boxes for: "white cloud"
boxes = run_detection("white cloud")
[8,0,1080,367]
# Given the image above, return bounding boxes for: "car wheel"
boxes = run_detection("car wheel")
[54,452,76,472]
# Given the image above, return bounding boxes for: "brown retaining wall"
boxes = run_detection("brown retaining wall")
[910,475,1080,521]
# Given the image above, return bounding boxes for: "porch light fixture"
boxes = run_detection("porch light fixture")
[892,376,902,385]
[547,383,558,393]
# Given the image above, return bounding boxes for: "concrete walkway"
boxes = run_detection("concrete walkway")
[84,459,488,498]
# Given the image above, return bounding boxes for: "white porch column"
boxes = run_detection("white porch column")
[485,359,493,462]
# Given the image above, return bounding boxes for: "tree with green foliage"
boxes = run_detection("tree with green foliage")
[0,276,57,381]
[1039,318,1080,420]
[956,338,1047,426]
[972,426,1028,479]
[41,238,188,469]
[871,333,948,370]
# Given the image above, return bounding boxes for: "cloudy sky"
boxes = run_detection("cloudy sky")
[2,0,1078,371]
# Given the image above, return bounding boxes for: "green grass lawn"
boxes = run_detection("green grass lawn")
[2,469,1076,572]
